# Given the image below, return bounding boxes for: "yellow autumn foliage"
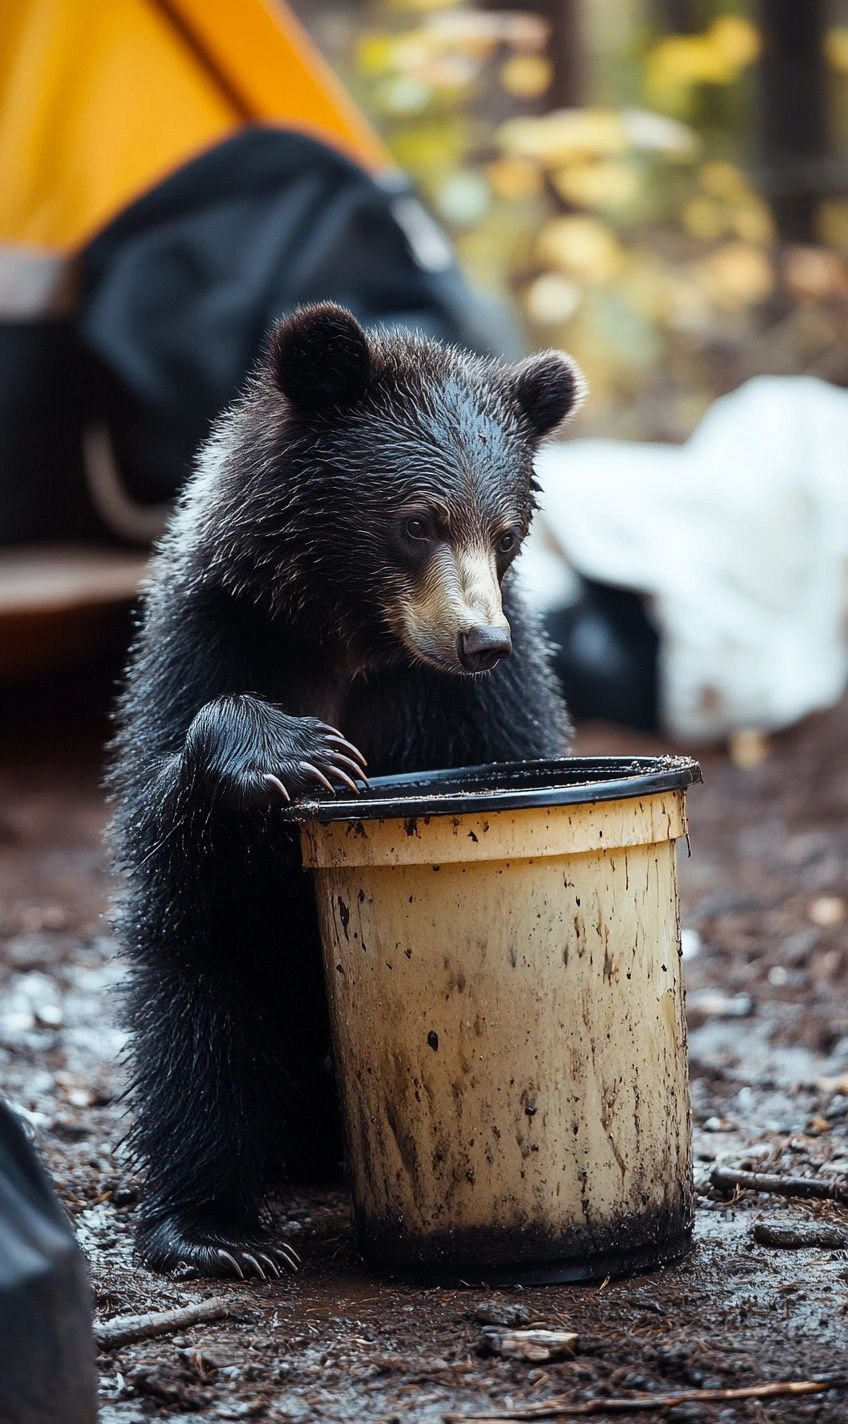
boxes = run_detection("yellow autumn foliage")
[710,16,760,67]
[551,160,640,212]
[485,156,543,202]
[523,273,583,326]
[499,54,552,100]
[646,36,736,97]
[698,160,749,201]
[730,198,774,246]
[819,200,848,254]
[825,27,848,72]
[536,215,624,283]
[682,196,727,242]
[693,242,775,310]
[499,109,628,165]
[646,17,759,105]
[354,0,845,438]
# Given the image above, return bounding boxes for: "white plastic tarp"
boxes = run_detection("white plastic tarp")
[522,377,848,741]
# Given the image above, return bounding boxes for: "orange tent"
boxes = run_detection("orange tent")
[0,0,389,253]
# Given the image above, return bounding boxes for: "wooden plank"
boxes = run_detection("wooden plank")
[0,544,147,678]
[0,545,147,615]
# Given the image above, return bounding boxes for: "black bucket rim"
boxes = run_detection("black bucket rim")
[281,754,702,823]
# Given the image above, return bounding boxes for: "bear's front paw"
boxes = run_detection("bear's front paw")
[137,1211,300,1281]
[184,696,368,808]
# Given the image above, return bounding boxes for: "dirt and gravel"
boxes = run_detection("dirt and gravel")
[1,658,847,1423]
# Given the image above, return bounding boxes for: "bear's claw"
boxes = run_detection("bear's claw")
[326,734,368,767]
[298,760,339,794]
[217,1248,245,1278]
[300,759,363,796]
[138,1214,300,1280]
[263,773,291,801]
[332,752,371,783]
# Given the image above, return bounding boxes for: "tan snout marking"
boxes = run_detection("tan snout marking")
[396,545,509,671]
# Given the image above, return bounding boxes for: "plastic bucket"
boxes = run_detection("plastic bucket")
[292,756,701,1284]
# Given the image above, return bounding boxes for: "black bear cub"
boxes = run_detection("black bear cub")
[110,304,584,1278]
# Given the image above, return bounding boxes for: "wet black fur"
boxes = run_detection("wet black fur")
[109,305,582,1276]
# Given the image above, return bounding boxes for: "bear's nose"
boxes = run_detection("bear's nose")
[459,625,513,672]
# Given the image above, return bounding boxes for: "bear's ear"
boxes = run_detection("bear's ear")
[510,350,586,441]
[272,303,372,410]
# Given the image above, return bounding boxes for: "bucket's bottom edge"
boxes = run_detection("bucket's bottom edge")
[359,1227,694,1288]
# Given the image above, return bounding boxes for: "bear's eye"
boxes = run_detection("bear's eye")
[498,531,517,554]
[405,516,431,541]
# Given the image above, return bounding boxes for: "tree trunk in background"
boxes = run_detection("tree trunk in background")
[652,0,709,34]
[484,0,585,109]
[756,0,830,243]
[543,0,584,109]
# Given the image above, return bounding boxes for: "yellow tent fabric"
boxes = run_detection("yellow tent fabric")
[0,0,389,253]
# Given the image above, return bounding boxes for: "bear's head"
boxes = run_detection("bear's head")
[210,304,584,676]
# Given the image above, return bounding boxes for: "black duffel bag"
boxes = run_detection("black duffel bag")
[75,126,514,541]
[0,1101,97,1424]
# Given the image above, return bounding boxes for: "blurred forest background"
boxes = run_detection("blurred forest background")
[293,0,848,440]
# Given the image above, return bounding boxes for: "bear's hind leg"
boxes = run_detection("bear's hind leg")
[126,955,304,1279]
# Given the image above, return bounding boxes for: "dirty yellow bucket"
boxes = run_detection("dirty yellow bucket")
[295,756,701,1283]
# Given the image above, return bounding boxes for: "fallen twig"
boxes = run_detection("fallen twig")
[444,1376,846,1420]
[94,1294,244,1350]
[711,1164,848,1204]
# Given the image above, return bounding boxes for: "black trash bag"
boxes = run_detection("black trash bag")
[544,577,660,732]
[0,1101,97,1424]
[77,125,516,533]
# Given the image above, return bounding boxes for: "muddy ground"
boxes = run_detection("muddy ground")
[1,658,847,1423]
